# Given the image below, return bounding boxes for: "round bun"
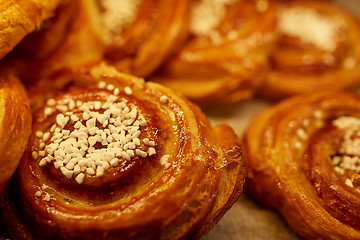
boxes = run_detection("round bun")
[244,91,360,239]
[257,0,360,100]
[152,0,277,106]
[0,0,63,59]
[1,63,246,239]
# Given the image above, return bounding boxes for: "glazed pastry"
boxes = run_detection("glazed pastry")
[0,71,31,192]
[243,91,360,239]
[257,0,360,100]
[1,63,246,239]
[152,0,277,106]
[4,0,104,82]
[6,0,190,81]
[98,0,191,77]
[0,0,62,59]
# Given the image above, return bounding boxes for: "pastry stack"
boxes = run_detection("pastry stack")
[0,0,360,239]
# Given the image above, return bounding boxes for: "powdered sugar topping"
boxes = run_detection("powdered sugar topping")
[32,82,157,184]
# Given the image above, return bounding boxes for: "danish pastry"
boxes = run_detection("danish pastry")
[152,0,277,106]
[0,0,62,59]
[244,91,360,239]
[99,0,191,77]
[0,71,31,192]
[257,0,360,100]
[1,63,246,240]
[5,0,190,82]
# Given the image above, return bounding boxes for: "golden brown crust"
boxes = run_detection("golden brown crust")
[152,0,277,106]
[4,0,104,83]
[0,0,63,59]
[4,0,190,83]
[101,0,191,77]
[257,0,360,100]
[244,91,360,239]
[0,71,31,192]
[1,63,246,240]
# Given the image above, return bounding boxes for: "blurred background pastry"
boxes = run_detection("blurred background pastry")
[3,0,190,84]
[99,0,191,77]
[257,0,360,100]
[151,0,277,106]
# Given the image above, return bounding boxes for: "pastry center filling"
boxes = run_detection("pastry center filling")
[33,82,156,184]
[331,116,360,190]
[278,6,345,52]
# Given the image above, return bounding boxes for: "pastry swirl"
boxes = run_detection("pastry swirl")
[0,71,31,192]
[152,0,277,105]
[257,0,360,100]
[1,64,246,239]
[99,0,191,77]
[6,0,190,82]
[244,91,360,239]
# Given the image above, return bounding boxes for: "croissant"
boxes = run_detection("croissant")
[0,0,62,59]
[257,0,360,100]
[0,63,246,240]
[243,91,360,239]
[151,0,277,106]
[0,71,31,192]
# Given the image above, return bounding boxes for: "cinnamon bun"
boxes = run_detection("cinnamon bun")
[98,0,191,77]
[244,91,360,239]
[152,0,277,106]
[5,0,190,82]
[257,0,360,100]
[1,63,246,240]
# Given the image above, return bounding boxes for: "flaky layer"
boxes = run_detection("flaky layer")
[4,0,190,84]
[244,91,360,239]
